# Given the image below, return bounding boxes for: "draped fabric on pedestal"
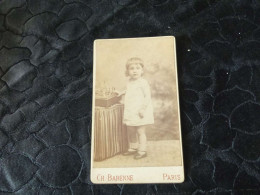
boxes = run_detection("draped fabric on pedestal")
[94,104,128,161]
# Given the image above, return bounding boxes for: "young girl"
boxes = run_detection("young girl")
[122,57,154,159]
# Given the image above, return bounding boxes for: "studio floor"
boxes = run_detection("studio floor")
[93,140,182,168]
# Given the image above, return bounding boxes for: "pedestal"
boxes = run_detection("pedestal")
[94,104,128,161]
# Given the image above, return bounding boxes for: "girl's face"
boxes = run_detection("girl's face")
[128,63,143,80]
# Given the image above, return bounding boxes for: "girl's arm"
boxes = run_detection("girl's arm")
[115,89,126,97]
[139,81,152,117]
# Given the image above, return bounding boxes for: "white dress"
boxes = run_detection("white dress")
[123,78,154,126]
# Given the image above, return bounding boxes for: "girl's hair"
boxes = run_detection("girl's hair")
[125,57,144,76]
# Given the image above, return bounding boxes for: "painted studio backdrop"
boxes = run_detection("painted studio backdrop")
[93,37,182,168]
[95,38,180,141]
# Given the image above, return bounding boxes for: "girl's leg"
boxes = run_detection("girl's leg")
[136,125,147,154]
[124,126,138,154]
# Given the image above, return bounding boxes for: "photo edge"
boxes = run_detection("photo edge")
[91,36,184,183]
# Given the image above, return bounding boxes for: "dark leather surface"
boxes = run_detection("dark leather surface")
[0,0,259,194]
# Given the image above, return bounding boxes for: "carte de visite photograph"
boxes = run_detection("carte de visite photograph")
[91,36,184,184]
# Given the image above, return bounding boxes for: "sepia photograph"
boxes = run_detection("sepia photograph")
[91,36,184,184]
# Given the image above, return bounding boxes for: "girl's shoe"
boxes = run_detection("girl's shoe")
[134,152,147,160]
[122,149,137,156]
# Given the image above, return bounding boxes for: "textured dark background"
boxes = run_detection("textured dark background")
[0,0,259,194]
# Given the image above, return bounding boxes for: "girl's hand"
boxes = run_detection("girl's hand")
[138,109,145,118]
[115,90,126,97]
